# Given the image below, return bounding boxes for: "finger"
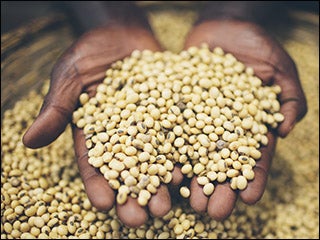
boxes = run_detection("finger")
[148,184,171,217]
[275,70,307,138]
[207,182,237,221]
[170,165,184,186]
[116,197,148,228]
[22,54,83,149]
[239,131,277,204]
[277,97,306,138]
[72,127,115,211]
[167,166,189,201]
[189,177,208,213]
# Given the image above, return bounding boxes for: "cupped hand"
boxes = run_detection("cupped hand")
[183,20,307,220]
[22,24,174,227]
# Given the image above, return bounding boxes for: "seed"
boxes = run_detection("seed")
[145,117,155,128]
[84,212,96,222]
[158,232,170,239]
[147,184,157,194]
[220,148,231,158]
[123,157,137,168]
[217,160,227,172]
[238,155,249,164]
[195,120,205,129]
[71,204,81,214]
[124,175,137,186]
[237,175,248,190]
[174,224,184,235]
[3,222,12,234]
[173,126,183,136]
[197,176,209,185]
[174,137,185,148]
[198,146,208,157]
[233,101,243,111]
[25,206,37,217]
[46,218,58,228]
[215,126,225,135]
[162,172,173,183]
[96,132,109,143]
[139,189,151,200]
[147,164,158,175]
[206,171,217,181]
[57,225,68,236]
[108,179,120,189]
[137,196,148,206]
[137,122,147,133]
[180,164,193,177]
[163,142,172,153]
[242,169,255,180]
[20,233,36,239]
[193,163,205,175]
[203,183,215,196]
[250,148,261,159]
[109,159,125,172]
[149,175,160,187]
[124,146,137,156]
[138,152,150,162]
[227,169,240,178]
[90,157,104,168]
[143,143,154,153]
[14,205,24,215]
[242,117,253,129]
[104,169,119,180]
[33,217,45,228]
[126,92,139,104]
[217,172,227,183]
[197,134,210,147]
[194,222,205,233]
[274,112,284,122]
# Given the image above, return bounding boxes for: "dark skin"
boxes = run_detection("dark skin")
[23,2,307,227]
[183,8,307,220]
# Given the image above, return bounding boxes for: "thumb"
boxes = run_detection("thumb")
[23,56,83,148]
[275,72,307,138]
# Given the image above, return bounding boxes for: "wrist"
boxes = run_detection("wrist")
[196,1,283,27]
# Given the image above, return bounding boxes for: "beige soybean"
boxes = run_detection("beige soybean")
[236,175,248,190]
[242,169,255,180]
[180,187,191,198]
[203,183,215,196]
[197,176,209,186]
[2,9,317,239]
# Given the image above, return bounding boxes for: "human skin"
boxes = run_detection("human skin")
[182,11,307,220]
[23,1,307,227]
[22,2,182,228]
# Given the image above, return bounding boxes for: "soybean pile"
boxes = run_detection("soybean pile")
[0,47,317,238]
[2,44,285,239]
[73,45,284,207]
[1,10,319,240]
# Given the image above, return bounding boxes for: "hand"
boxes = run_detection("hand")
[22,23,175,227]
[183,19,307,220]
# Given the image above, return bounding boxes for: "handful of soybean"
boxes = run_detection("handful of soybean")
[72,44,284,206]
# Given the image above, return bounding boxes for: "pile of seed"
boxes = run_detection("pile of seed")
[1,77,317,239]
[1,86,251,239]
[72,45,284,206]
[2,5,318,238]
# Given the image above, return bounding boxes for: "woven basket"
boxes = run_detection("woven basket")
[1,13,74,117]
